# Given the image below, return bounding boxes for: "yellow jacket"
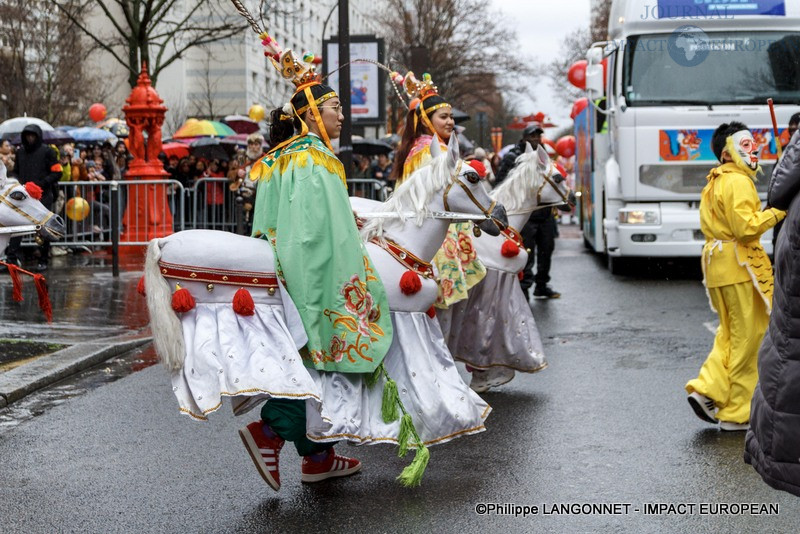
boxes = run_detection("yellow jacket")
[700,163,785,305]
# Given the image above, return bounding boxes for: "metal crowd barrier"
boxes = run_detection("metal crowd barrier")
[348,179,390,201]
[18,177,391,274]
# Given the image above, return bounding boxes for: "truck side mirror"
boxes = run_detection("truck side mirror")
[585,46,604,100]
[585,64,604,100]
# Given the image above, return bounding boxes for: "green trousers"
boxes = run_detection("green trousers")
[260,398,333,457]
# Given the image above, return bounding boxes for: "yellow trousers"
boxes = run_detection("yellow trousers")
[685,281,769,423]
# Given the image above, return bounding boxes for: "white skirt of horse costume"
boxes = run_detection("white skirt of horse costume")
[438,268,546,372]
[305,311,491,447]
[148,229,329,434]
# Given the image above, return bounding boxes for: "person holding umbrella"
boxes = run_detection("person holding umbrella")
[5,124,61,271]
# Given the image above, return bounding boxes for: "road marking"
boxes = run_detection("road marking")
[703,321,718,335]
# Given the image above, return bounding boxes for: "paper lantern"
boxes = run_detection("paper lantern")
[567,60,587,90]
[570,98,589,120]
[555,136,576,158]
[89,103,107,123]
[248,105,265,122]
[65,196,90,221]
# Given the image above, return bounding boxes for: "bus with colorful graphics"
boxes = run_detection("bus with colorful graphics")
[575,0,800,273]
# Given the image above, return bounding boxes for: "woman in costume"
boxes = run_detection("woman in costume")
[240,48,394,491]
[685,122,784,431]
[390,72,486,308]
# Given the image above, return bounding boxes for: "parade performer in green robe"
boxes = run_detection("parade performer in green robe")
[238,47,392,491]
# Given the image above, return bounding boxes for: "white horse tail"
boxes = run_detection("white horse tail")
[145,238,185,371]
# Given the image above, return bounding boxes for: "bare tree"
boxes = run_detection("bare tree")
[546,0,613,108]
[376,0,533,117]
[54,0,247,88]
[188,46,236,119]
[0,0,105,123]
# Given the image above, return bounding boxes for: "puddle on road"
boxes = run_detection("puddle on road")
[0,343,158,434]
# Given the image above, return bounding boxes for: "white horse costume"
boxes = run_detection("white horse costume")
[437,144,574,392]
[144,136,505,447]
[0,161,65,252]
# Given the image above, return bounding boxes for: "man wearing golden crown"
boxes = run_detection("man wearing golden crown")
[239,45,393,491]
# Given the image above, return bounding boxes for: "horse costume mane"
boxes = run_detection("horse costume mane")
[490,150,545,212]
[361,136,458,241]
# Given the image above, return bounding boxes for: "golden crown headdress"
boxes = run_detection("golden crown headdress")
[403,71,439,101]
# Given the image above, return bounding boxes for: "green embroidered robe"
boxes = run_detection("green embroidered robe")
[250,134,392,373]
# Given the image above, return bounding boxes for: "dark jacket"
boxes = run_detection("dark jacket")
[13,124,61,206]
[744,131,800,497]
[496,141,553,224]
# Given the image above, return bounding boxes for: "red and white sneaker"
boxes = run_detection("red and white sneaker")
[301,447,362,483]
[239,421,285,491]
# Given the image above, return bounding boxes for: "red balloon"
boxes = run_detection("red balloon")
[555,136,576,158]
[567,60,587,90]
[570,98,589,120]
[89,103,106,123]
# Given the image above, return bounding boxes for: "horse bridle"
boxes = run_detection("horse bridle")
[0,182,57,230]
[536,162,572,206]
[442,160,497,221]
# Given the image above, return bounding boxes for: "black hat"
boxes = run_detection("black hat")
[523,124,544,137]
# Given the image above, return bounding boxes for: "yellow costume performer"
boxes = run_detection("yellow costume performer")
[686,123,785,428]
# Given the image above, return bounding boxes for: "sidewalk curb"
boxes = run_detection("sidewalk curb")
[0,334,152,409]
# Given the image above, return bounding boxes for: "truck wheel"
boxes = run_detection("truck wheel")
[607,255,627,275]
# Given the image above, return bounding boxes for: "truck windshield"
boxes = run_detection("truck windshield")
[623,30,800,106]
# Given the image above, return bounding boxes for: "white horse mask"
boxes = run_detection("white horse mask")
[0,161,65,250]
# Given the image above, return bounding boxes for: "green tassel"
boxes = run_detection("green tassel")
[381,378,399,423]
[397,413,414,458]
[396,445,430,487]
[364,365,382,388]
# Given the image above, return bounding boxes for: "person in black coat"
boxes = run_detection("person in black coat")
[6,124,61,271]
[744,129,800,497]
[496,124,561,300]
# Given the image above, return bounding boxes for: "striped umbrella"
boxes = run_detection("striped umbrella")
[173,119,236,138]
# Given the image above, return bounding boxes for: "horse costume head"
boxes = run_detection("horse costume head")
[490,143,574,219]
[360,134,506,241]
[0,161,65,246]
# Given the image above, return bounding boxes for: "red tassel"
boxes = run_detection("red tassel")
[426,306,436,318]
[6,263,23,302]
[171,285,195,313]
[501,239,520,258]
[24,182,43,200]
[137,275,146,297]
[233,287,255,316]
[399,270,422,295]
[518,271,524,281]
[32,274,52,323]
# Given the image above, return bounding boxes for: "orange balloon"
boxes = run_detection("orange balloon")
[567,60,587,90]
[65,197,90,221]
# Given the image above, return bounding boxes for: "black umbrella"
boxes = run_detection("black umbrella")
[190,137,230,161]
[452,108,471,124]
[352,138,393,156]
[8,129,75,145]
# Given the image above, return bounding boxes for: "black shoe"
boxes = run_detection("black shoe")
[35,262,48,273]
[533,285,560,299]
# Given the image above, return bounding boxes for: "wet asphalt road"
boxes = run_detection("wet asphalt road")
[1,235,798,533]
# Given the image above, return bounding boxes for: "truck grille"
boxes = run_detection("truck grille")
[639,164,772,194]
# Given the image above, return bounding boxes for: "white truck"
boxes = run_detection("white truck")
[576,0,800,273]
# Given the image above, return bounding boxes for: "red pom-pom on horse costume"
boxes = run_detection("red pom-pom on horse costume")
[399,270,422,295]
